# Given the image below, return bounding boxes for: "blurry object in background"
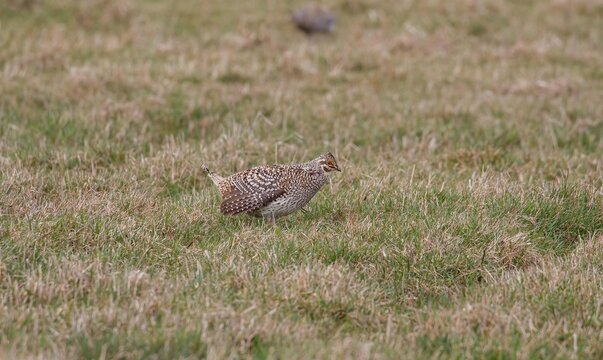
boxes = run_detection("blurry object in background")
[6,0,37,10]
[291,5,336,35]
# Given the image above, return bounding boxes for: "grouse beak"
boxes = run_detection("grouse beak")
[334,165,341,172]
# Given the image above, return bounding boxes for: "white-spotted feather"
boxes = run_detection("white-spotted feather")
[205,153,340,219]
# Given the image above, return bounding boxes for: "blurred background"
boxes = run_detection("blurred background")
[2,0,601,169]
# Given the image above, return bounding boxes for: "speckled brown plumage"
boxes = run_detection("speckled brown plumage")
[203,153,340,220]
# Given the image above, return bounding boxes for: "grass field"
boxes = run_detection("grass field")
[1,0,603,358]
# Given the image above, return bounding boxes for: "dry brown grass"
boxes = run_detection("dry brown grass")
[1,0,603,358]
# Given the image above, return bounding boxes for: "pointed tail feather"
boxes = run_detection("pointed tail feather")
[202,164,224,187]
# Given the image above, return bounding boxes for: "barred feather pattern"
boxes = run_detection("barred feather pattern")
[205,153,339,219]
